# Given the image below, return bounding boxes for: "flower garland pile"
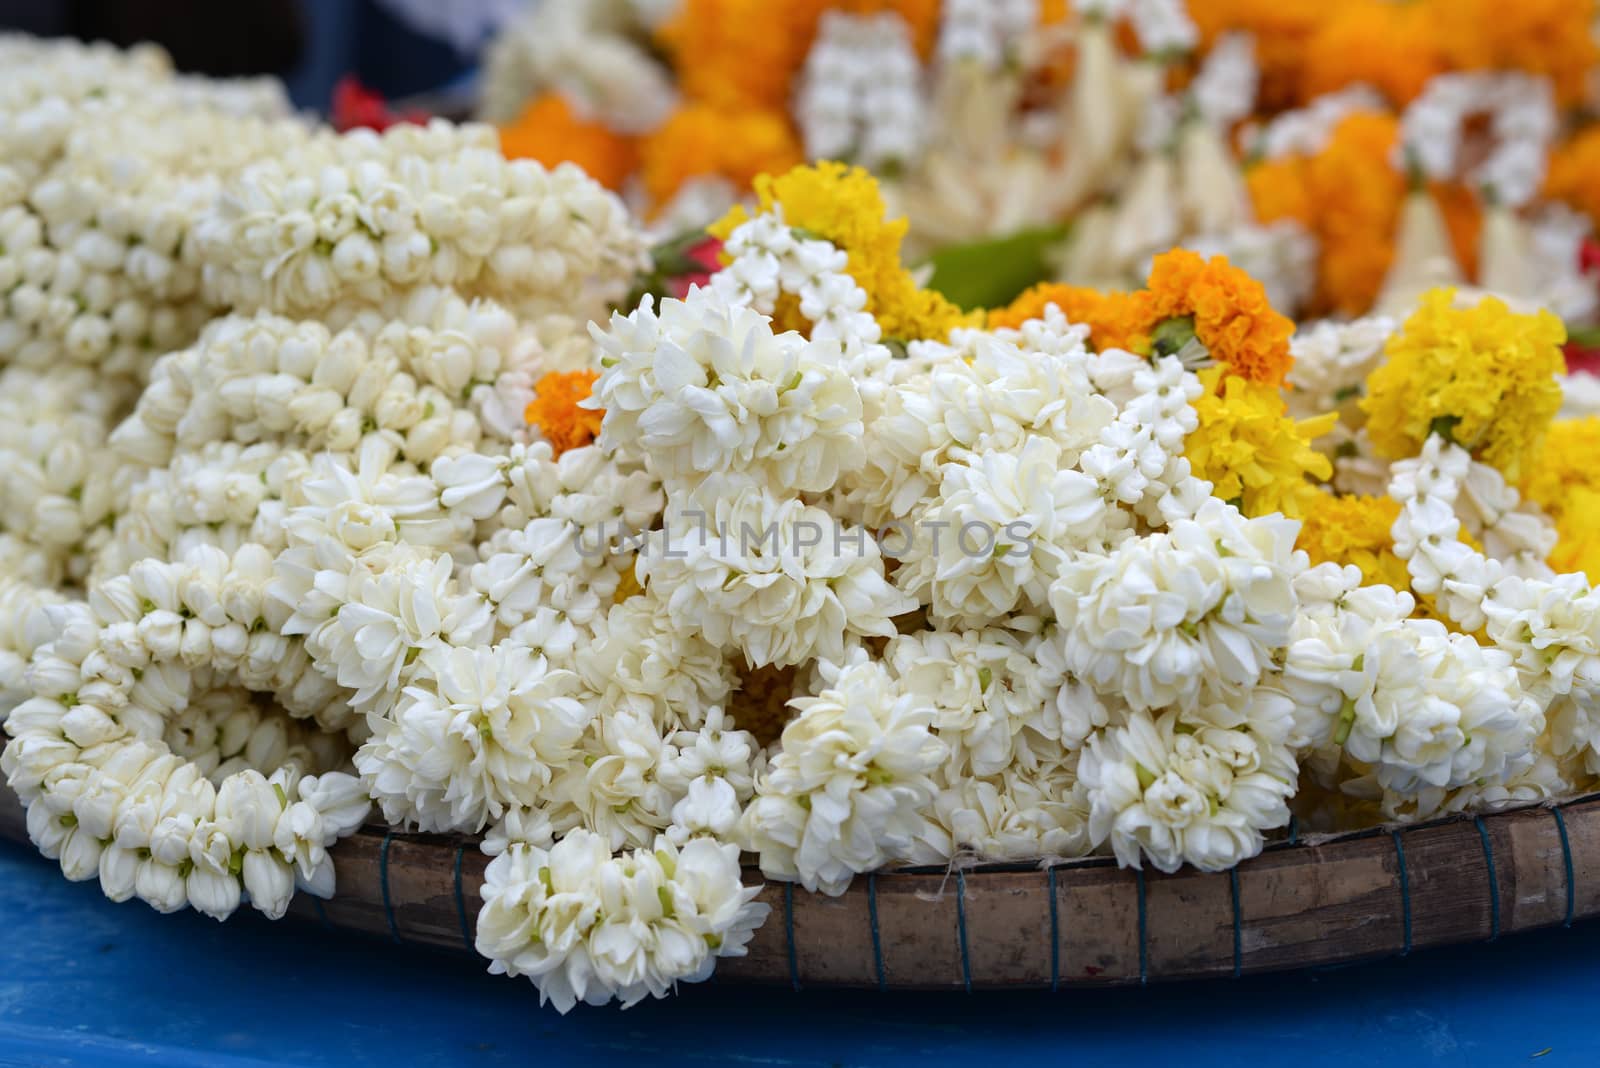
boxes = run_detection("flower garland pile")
[473,0,1600,330]
[6,34,1600,1015]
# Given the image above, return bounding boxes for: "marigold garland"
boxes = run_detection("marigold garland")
[655,0,829,111]
[1523,416,1600,581]
[1523,415,1600,517]
[1362,289,1567,482]
[1185,365,1337,519]
[525,369,605,455]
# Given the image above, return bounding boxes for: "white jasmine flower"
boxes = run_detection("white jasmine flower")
[475,830,767,1013]
[1080,694,1297,872]
[1050,499,1302,712]
[739,651,946,894]
[591,288,867,492]
[358,642,592,833]
[897,436,1110,627]
[640,480,911,669]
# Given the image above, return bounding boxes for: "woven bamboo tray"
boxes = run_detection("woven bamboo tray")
[3,787,1598,989]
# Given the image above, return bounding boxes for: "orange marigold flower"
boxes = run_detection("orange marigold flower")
[1431,180,1482,282]
[1300,1,1443,106]
[639,103,802,210]
[986,283,1144,350]
[1249,111,1405,317]
[1189,0,1332,111]
[1545,127,1600,231]
[1424,0,1597,107]
[656,0,829,110]
[1141,250,1295,386]
[525,370,604,456]
[1244,157,1315,227]
[497,93,638,192]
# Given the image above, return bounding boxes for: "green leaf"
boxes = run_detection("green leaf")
[922,223,1071,313]
[1566,325,1600,349]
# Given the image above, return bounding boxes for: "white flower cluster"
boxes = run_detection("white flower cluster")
[1287,316,1396,419]
[1401,73,1558,208]
[0,38,301,387]
[797,12,927,169]
[2,545,370,919]
[476,831,767,1012]
[16,31,1600,1014]
[111,285,563,473]
[937,0,1038,69]
[1283,563,1544,821]
[194,120,647,320]
[1250,86,1387,161]
[705,210,882,352]
[477,0,675,130]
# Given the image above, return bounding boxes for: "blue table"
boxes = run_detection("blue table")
[1,843,1596,1067]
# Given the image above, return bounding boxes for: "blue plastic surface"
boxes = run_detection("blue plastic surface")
[2,843,1598,1067]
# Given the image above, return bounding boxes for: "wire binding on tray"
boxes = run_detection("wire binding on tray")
[1136,869,1149,986]
[453,844,473,951]
[867,873,886,991]
[1391,830,1412,956]
[1047,866,1060,992]
[1229,868,1243,978]
[1475,817,1501,942]
[1553,807,1577,928]
[785,882,801,991]
[956,870,972,993]
[380,831,403,945]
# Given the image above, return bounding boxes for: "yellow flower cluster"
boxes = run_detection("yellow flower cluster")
[1184,366,1337,519]
[1296,493,1413,592]
[1552,490,1600,585]
[1523,417,1600,584]
[710,161,978,340]
[1362,289,1566,482]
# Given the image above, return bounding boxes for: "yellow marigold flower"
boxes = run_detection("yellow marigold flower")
[1361,289,1566,482]
[1186,366,1338,519]
[1523,416,1600,520]
[711,161,978,341]
[525,370,604,456]
[497,93,638,192]
[1551,487,1600,585]
[639,103,801,211]
[1297,493,1486,627]
[1297,494,1413,591]
[1140,250,1297,387]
